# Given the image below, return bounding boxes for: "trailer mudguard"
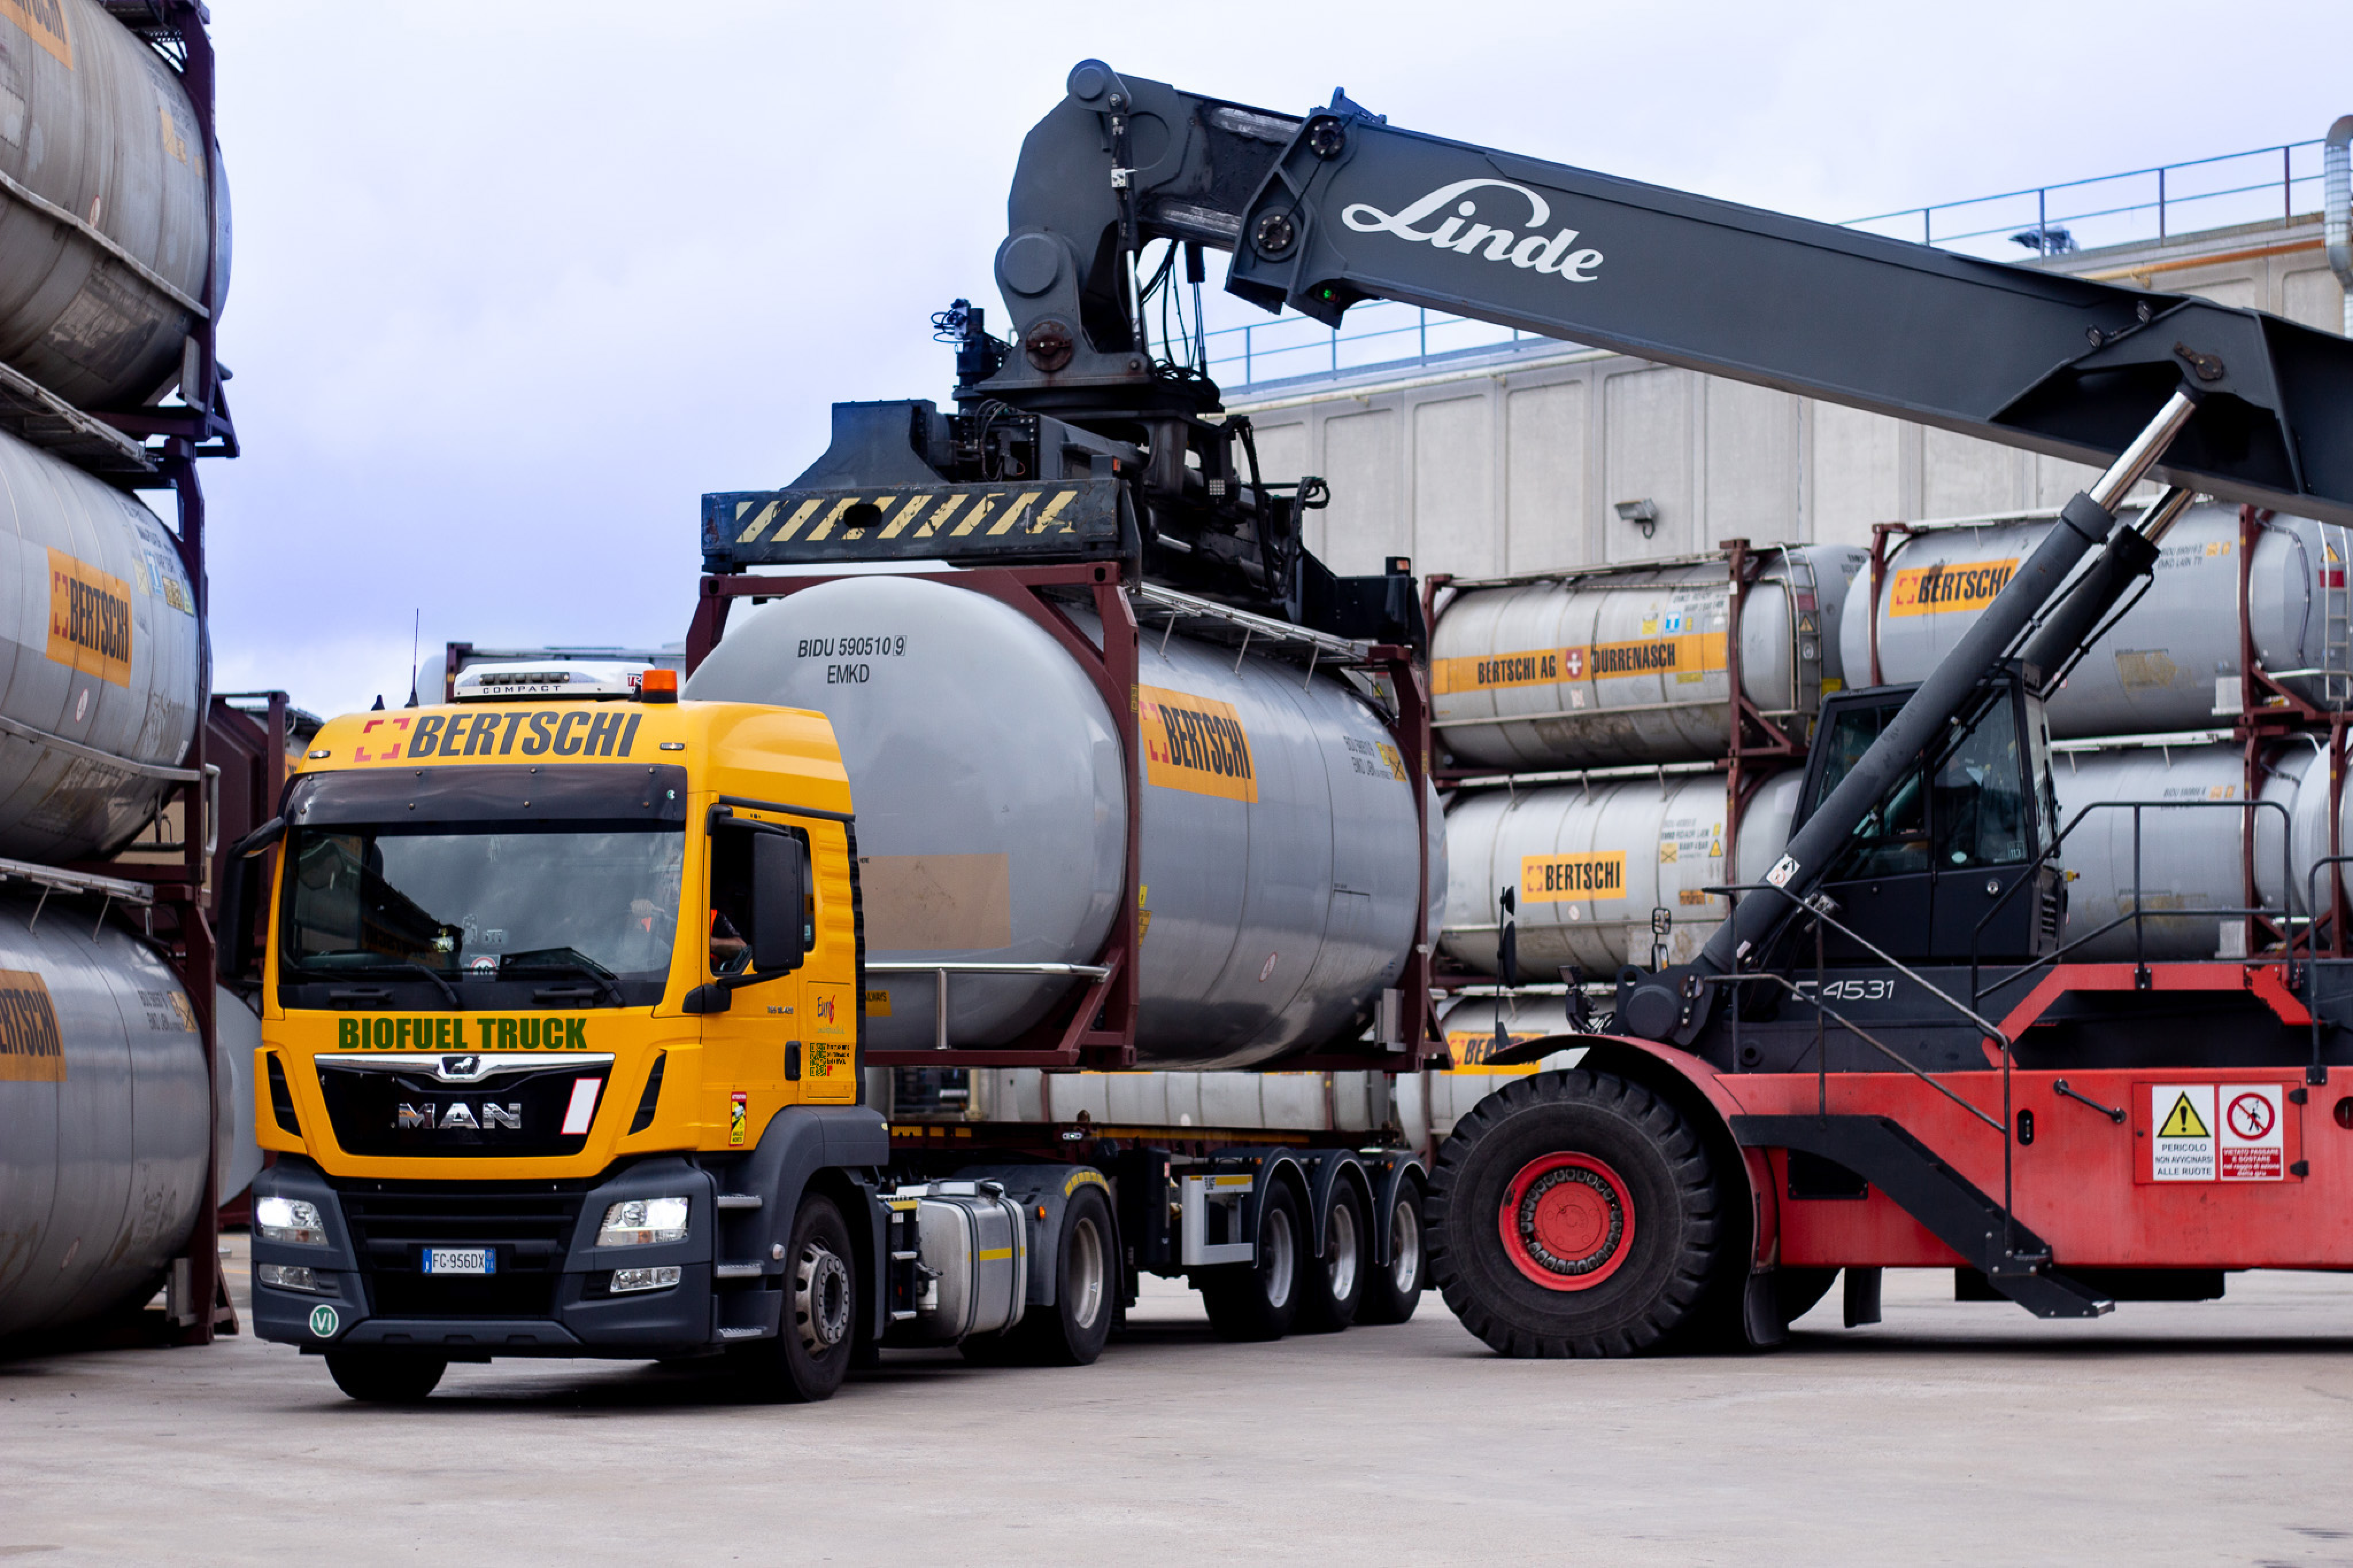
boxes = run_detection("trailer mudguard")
[1298,1149,1374,1262]
[1362,1152,1426,1269]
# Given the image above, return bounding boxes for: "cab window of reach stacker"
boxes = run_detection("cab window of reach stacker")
[1812,690,2037,875]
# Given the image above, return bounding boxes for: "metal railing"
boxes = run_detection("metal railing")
[1705,878,2021,1254]
[1969,798,2298,1007]
[1205,138,2329,392]
[865,960,1111,1052]
[1847,139,2328,259]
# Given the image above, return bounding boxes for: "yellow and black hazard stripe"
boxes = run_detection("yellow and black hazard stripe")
[727,485,1097,546]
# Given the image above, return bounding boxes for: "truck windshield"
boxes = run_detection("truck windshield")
[280,824,685,1004]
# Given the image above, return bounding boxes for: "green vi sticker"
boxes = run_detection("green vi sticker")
[308,1303,340,1338]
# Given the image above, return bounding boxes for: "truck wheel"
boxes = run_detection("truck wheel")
[1428,1068,1725,1357]
[325,1351,446,1404]
[1355,1176,1425,1326]
[1199,1179,1305,1341]
[966,1185,1115,1367]
[1297,1179,1368,1333]
[745,1194,856,1402]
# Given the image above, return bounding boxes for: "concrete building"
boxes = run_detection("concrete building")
[1217,142,2350,578]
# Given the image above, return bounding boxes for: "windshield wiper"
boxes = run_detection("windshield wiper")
[499,948,628,1007]
[309,959,460,1008]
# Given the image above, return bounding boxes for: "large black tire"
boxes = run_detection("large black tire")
[1355,1176,1425,1326]
[961,1185,1115,1367]
[1428,1068,1727,1357]
[1198,1179,1306,1341]
[1296,1179,1369,1333]
[741,1194,857,1402]
[325,1351,446,1404]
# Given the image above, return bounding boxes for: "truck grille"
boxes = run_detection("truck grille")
[332,1179,587,1319]
[316,1060,611,1159]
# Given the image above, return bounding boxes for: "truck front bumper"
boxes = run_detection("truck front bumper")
[249,1157,746,1359]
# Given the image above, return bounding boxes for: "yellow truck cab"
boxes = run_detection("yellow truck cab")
[238,662,901,1400]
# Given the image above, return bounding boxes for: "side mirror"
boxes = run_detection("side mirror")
[215,816,284,983]
[749,830,808,974]
[217,854,260,981]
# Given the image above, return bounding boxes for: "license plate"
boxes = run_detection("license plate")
[422,1247,494,1275]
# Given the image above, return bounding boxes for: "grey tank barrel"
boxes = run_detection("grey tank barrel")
[2017,485,2195,686]
[1678,389,2202,1000]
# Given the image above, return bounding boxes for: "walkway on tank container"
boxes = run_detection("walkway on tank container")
[2,1236,2350,1561]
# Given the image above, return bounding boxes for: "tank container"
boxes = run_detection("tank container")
[0,0,229,411]
[0,898,255,1339]
[2051,740,2353,960]
[683,575,1438,1070]
[1841,504,2353,738]
[1439,770,1805,975]
[1431,545,1865,769]
[0,424,201,863]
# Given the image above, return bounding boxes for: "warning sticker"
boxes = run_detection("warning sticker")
[2150,1085,2216,1181]
[2219,1085,2284,1181]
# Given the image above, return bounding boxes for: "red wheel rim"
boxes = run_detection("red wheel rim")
[1497,1152,1635,1292]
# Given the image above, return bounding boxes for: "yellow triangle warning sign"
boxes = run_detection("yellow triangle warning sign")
[2158,1092,2210,1139]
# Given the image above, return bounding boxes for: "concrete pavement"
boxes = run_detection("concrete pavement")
[2,1237,2350,1564]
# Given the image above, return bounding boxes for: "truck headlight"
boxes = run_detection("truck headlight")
[255,1196,328,1246]
[598,1197,689,1246]
[257,1263,323,1293]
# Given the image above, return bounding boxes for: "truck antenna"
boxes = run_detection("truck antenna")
[404,609,420,708]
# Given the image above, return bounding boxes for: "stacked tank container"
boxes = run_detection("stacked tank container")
[0,0,241,1346]
[1428,544,1866,983]
[1434,497,2353,990]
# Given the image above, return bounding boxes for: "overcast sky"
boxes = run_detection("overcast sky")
[200,0,2351,716]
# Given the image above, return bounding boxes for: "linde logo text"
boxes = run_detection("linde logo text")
[1341,178,1603,283]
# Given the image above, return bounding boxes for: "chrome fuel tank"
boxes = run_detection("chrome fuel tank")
[684,575,1433,1069]
[0,0,228,410]
[0,425,200,862]
[1431,545,1864,769]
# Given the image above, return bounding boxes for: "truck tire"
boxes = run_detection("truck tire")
[1297,1179,1368,1333]
[325,1351,446,1404]
[1428,1068,1726,1357]
[965,1185,1115,1367]
[1198,1178,1305,1341]
[1355,1176,1425,1326]
[743,1194,857,1402]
